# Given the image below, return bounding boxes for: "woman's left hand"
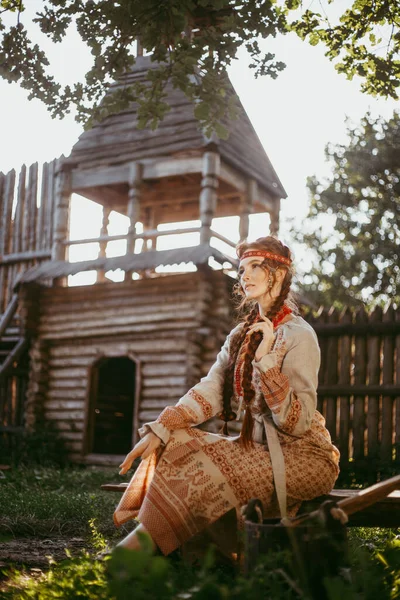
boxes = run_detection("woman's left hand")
[247,314,275,361]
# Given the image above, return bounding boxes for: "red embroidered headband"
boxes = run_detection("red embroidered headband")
[239,250,292,267]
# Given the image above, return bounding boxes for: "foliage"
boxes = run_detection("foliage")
[292,110,400,309]
[2,527,400,599]
[0,1,399,135]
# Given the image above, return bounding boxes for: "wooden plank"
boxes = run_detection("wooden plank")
[39,299,196,326]
[338,307,352,465]
[43,159,56,249]
[0,170,15,312]
[396,307,400,464]
[41,290,202,315]
[353,306,368,462]
[45,410,85,421]
[324,308,339,444]
[315,307,328,414]
[27,162,38,252]
[318,384,400,396]
[312,321,400,336]
[46,389,86,400]
[367,306,382,465]
[52,159,71,277]
[36,162,48,250]
[48,352,186,368]
[53,420,85,431]
[0,250,51,265]
[38,311,200,336]
[44,399,85,411]
[141,376,186,388]
[381,303,395,462]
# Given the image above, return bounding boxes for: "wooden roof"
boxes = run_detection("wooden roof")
[66,56,286,199]
[17,245,237,285]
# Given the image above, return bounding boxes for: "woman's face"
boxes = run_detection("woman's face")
[238,255,270,301]
[238,254,284,303]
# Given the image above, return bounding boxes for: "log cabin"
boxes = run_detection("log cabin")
[0,54,286,465]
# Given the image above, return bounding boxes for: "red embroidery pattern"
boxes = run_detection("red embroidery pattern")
[259,367,290,411]
[156,404,198,430]
[283,395,302,434]
[240,250,291,266]
[187,389,213,420]
[114,427,339,555]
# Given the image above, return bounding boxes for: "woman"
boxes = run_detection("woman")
[114,236,340,556]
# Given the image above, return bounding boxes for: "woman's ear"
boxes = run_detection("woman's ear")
[276,268,286,283]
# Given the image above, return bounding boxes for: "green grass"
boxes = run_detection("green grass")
[0,466,130,539]
[1,466,400,599]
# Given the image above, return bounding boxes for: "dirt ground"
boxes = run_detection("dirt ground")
[0,536,92,569]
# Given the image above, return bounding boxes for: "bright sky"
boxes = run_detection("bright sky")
[0,2,398,285]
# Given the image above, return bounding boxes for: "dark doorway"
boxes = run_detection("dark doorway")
[88,356,136,455]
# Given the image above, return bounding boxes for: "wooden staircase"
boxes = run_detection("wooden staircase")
[0,295,29,437]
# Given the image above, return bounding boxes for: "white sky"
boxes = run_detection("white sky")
[0,2,398,284]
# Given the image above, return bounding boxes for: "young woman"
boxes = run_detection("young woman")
[114,236,340,555]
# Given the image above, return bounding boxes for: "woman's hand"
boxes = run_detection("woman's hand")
[119,432,162,475]
[247,314,275,361]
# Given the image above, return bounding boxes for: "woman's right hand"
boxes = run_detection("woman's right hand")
[119,432,162,475]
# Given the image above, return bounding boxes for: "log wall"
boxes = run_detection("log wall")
[23,269,234,461]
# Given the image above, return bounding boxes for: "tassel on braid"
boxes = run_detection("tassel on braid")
[219,236,298,447]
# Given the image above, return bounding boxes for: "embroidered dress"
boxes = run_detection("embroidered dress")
[114,315,340,555]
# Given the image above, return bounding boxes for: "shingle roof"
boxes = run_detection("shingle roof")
[66,55,286,198]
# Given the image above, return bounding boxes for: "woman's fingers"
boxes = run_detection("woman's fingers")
[118,435,162,474]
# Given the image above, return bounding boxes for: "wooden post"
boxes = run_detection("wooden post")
[239,179,257,241]
[97,206,111,283]
[199,150,220,245]
[52,159,72,286]
[125,162,143,280]
[269,198,280,235]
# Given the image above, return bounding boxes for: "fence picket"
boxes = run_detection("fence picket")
[381,303,395,463]
[353,306,368,462]
[338,306,352,465]
[395,307,400,464]
[367,306,382,466]
[324,307,339,446]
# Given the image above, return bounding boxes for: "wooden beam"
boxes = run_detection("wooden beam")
[52,159,72,285]
[97,206,111,283]
[0,293,19,338]
[71,157,203,191]
[0,250,51,266]
[269,197,280,235]
[200,151,220,245]
[239,178,257,241]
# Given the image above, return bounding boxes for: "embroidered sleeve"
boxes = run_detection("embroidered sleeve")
[254,327,320,436]
[138,328,238,445]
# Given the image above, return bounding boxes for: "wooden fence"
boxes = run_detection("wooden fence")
[0,161,57,313]
[306,303,400,472]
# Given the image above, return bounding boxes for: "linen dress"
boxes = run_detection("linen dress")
[114,315,340,555]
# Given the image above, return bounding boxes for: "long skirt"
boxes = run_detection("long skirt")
[113,427,339,556]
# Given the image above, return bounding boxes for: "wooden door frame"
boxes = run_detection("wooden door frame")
[82,350,141,457]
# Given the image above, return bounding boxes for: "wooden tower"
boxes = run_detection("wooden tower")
[0,55,286,464]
